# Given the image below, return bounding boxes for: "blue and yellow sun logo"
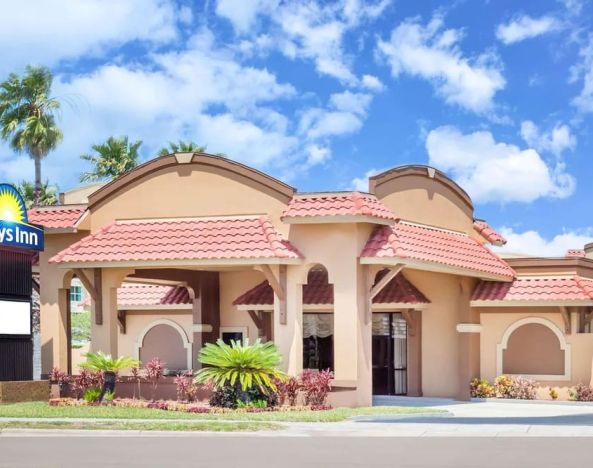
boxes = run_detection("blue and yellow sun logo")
[0,184,27,224]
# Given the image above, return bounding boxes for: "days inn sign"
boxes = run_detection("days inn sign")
[0,184,44,251]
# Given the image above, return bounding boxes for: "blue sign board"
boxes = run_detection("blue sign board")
[0,184,44,251]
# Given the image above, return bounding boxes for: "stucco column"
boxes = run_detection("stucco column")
[91,268,131,358]
[274,265,302,375]
[333,265,359,383]
[456,277,479,401]
[406,310,423,397]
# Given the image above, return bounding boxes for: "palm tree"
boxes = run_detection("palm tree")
[0,66,63,206]
[80,136,142,182]
[16,180,58,209]
[157,140,206,156]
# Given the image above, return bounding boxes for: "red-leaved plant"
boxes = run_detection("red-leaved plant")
[174,371,202,402]
[300,369,333,407]
[130,366,143,399]
[70,369,103,399]
[144,358,165,401]
[274,376,300,406]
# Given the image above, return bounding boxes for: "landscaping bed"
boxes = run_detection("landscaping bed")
[0,401,441,423]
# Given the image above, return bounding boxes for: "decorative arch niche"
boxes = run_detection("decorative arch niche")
[135,319,192,371]
[496,317,571,381]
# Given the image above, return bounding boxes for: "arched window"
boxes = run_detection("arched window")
[136,320,192,371]
[302,266,334,372]
[497,317,571,381]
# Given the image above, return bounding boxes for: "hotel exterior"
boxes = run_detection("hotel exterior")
[29,153,593,406]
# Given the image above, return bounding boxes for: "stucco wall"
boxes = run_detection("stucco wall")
[480,309,593,390]
[373,173,475,235]
[89,164,290,235]
[219,270,267,342]
[403,270,470,397]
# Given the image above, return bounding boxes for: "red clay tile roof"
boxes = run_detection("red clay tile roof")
[372,269,429,304]
[473,220,506,246]
[566,249,586,258]
[117,284,191,307]
[472,276,593,303]
[233,270,428,307]
[282,192,397,222]
[361,221,515,280]
[50,216,302,265]
[27,205,86,229]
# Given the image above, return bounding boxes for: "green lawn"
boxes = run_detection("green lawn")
[0,420,279,432]
[0,402,441,423]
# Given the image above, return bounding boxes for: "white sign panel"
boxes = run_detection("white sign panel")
[0,299,31,335]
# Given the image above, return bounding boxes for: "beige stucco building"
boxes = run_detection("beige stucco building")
[29,153,593,406]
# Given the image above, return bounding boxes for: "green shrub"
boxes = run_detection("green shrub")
[195,339,287,393]
[83,387,101,403]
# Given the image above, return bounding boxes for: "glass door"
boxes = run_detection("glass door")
[372,313,407,395]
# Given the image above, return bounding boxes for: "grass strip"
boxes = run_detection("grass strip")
[0,402,442,423]
[0,420,280,432]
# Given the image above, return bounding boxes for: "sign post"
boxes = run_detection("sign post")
[0,184,44,381]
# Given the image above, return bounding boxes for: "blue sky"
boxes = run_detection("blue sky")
[0,0,592,256]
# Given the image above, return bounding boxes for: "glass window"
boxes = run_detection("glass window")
[303,313,334,371]
[70,286,82,302]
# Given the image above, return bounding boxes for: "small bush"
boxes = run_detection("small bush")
[174,371,206,402]
[83,387,102,403]
[209,385,239,408]
[549,387,559,400]
[275,376,300,406]
[470,378,495,398]
[569,383,593,401]
[144,358,165,401]
[494,375,536,400]
[71,369,104,399]
[300,369,333,407]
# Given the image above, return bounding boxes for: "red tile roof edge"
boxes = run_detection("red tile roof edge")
[27,205,87,229]
[472,275,593,302]
[473,220,507,246]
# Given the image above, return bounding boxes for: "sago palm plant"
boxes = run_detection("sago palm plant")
[194,339,286,394]
[80,351,140,401]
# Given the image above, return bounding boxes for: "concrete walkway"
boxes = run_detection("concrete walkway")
[3,398,593,437]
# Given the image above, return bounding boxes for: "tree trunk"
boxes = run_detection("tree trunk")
[33,154,41,206]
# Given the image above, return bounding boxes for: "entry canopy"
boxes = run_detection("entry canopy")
[233,269,429,310]
[50,215,302,267]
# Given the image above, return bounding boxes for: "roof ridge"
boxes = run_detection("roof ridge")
[115,214,265,224]
[398,220,469,237]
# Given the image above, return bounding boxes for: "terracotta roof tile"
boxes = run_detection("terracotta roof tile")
[117,284,191,307]
[282,192,397,222]
[473,220,506,246]
[473,276,593,302]
[27,205,86,229]
[233,270,428,306]
[50,216,302,264]
[361,221,515,280]
[566,249,586,258]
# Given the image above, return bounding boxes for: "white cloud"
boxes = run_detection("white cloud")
[520,121,576,156]
[377,16,505,112]
[299,91,372,139]
[305,144,332,166]
[496,227,593,257]
[215,0,279,33]
[361,74,386,91]
[0,0,181,74]
[217,0,390,85]
[350,167,384,191]
[571,33,593,113]
[425,126,575,203]
[495,15,560,45]
[0,28,305,188]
